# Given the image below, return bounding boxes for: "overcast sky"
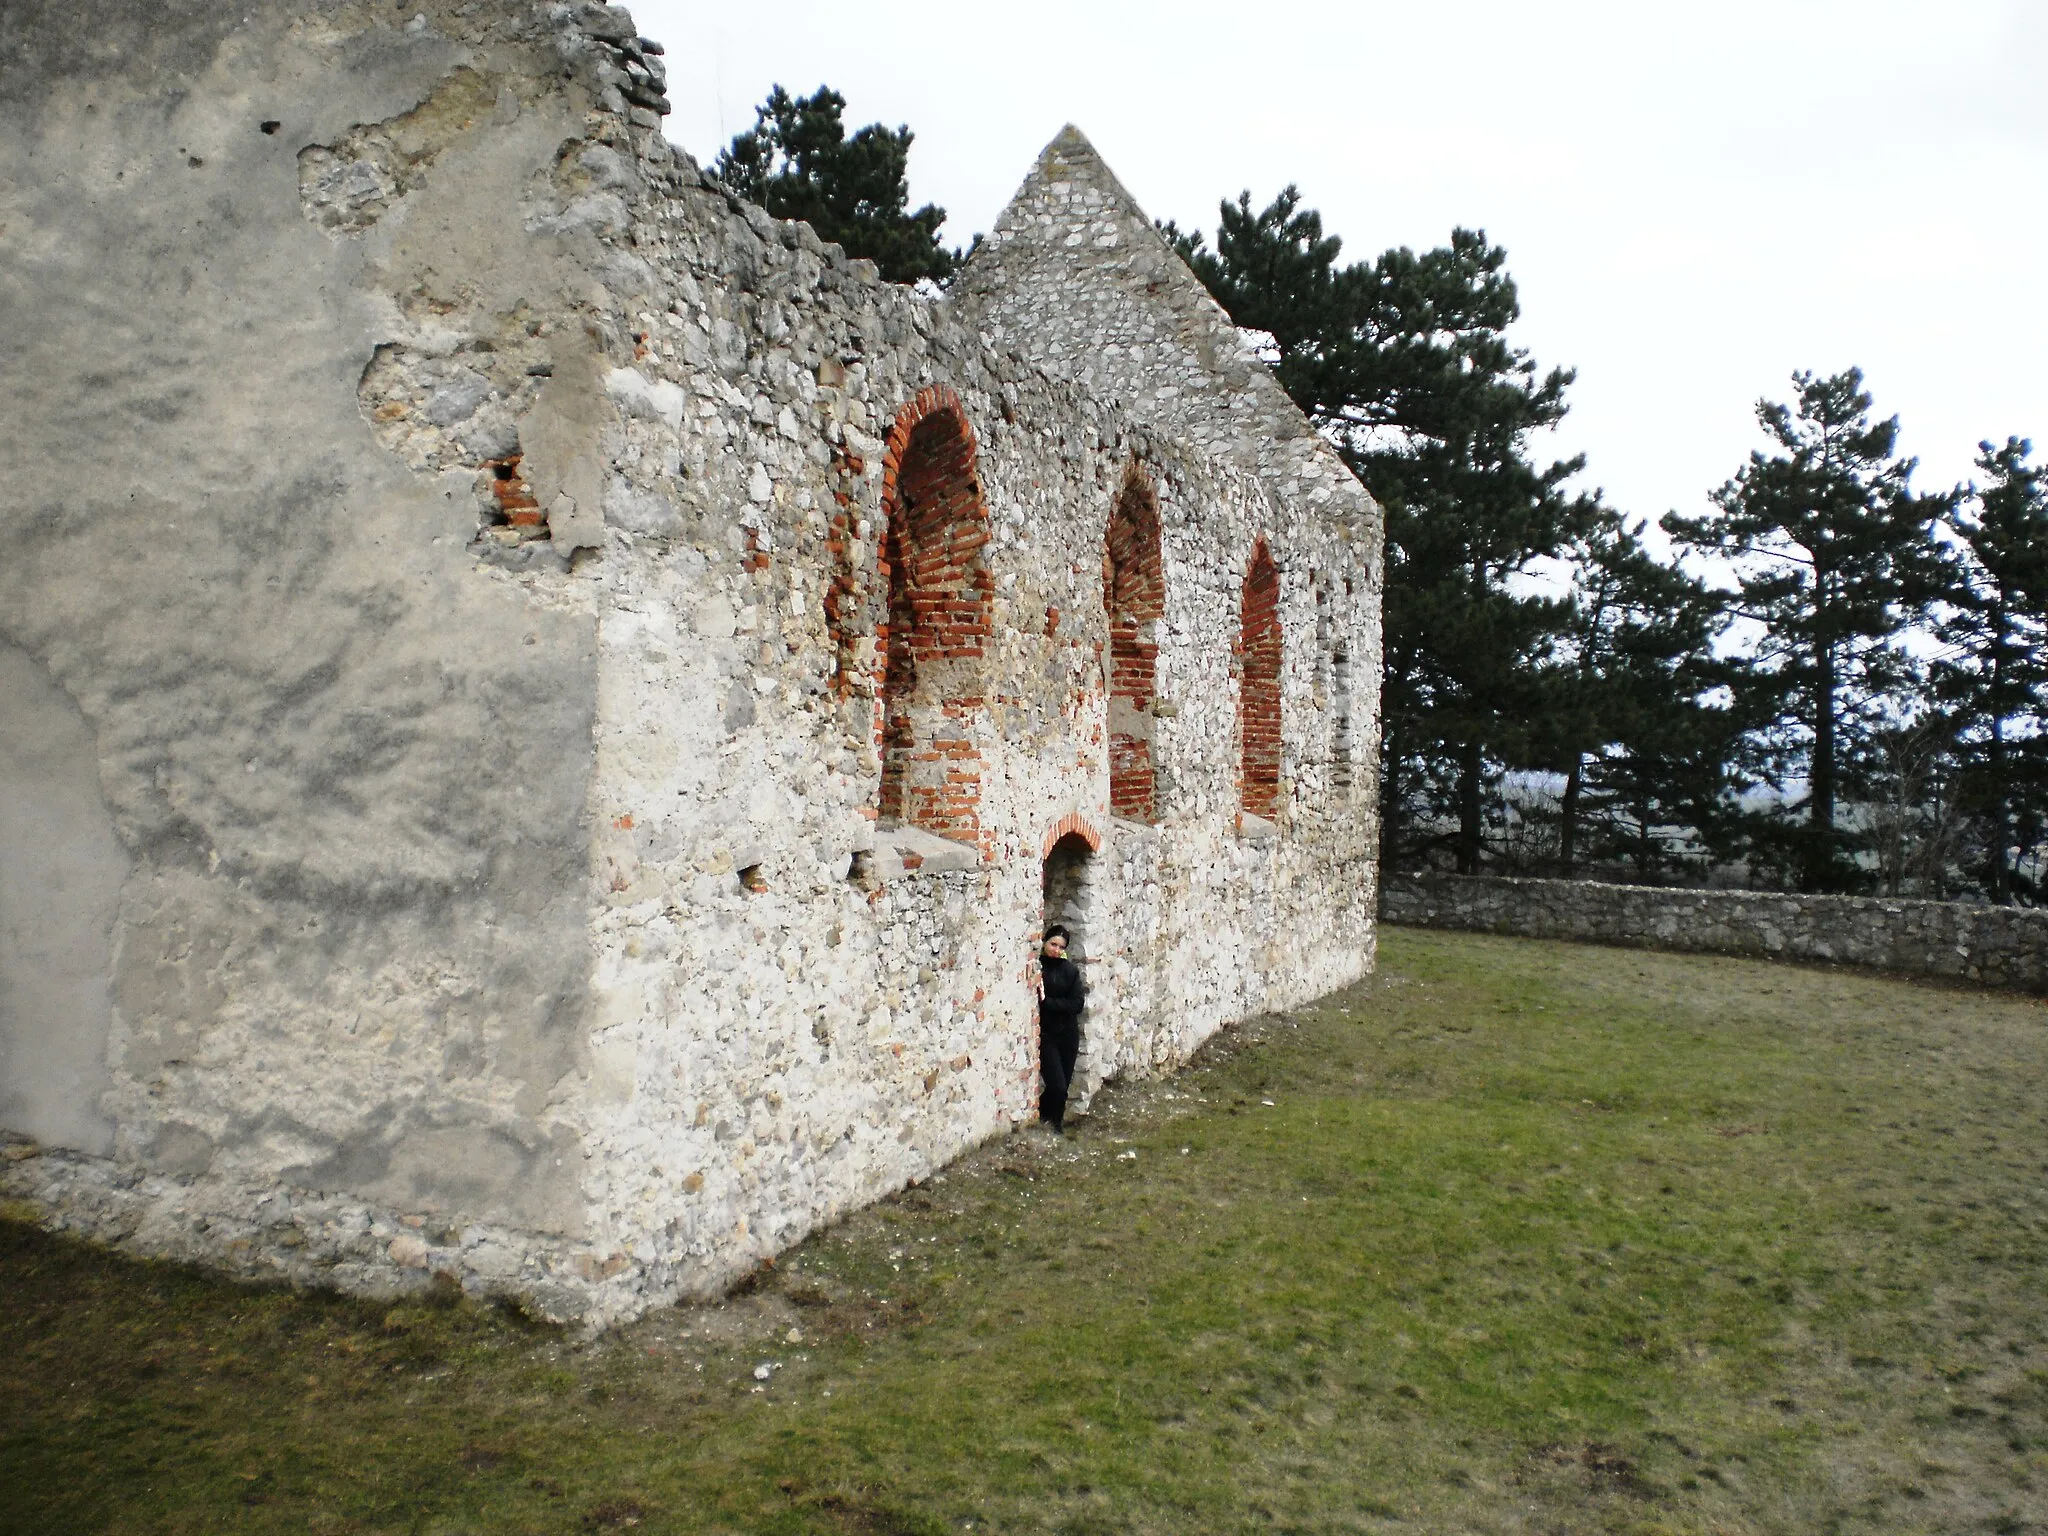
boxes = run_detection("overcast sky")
[634,0,2048,540]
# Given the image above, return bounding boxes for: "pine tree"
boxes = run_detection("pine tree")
[1544,511,1736,881]
[714,86,955,285]
[1666,370,1951,892]
[1862,709,1968,897]
[1171,196,1597,872]
[1937,438,2048,900]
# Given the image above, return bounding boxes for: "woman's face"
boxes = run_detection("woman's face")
[1042,933,1068,959]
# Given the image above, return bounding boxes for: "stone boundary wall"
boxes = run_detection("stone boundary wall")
[1380,874,2048,994]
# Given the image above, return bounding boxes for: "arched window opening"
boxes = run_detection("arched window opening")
[877,389,992,849]
[1104,467,1165,823]
[1238,537,1283,820]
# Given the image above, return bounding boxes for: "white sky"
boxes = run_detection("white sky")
[635,0,2048,535]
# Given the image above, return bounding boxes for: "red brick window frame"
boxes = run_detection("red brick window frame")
[1238,537,1283,820]
[876,388,993,851]
[1105,466,1165,823]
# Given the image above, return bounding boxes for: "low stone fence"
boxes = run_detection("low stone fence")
[1380,873,2048,994]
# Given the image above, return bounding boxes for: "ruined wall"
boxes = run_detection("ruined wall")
[0,644,130,1156]
[566,165,1365,1307]
[0,0,653,1310]
[954,127,1386,1016]
[2,0,1382,1325]
[1382,874,2048,994]
[956,128,1385,857]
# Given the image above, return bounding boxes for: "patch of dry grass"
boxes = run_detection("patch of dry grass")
[7,929,2048,1534]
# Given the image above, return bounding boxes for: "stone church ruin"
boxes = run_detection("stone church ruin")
[0,0,1383,1324]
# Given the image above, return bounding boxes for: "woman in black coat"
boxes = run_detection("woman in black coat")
[1037,923,1086,1133]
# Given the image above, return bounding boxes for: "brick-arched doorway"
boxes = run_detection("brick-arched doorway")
[877,388,992,850]
[1239,537,1282,820]
[1105,466,1164,823]
[1038,815,1105,1122]
[1042,831,1099,960]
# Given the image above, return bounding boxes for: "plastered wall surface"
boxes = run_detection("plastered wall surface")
[1,0,1384,1325]
[0,644,129,1156]
[1,0,613,1305]
[1382,874,2048,994]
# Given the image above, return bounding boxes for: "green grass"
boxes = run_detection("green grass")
[9,928,2048,1534]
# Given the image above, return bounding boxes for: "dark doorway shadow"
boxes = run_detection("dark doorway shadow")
[1041,832,1097,959]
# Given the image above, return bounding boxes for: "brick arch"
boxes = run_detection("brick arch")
[1238,536,1283,820]
[876,387,993,849]
[1040,812,1104,860]
[1105,464,1165,823]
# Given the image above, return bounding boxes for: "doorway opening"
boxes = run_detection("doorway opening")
[1041,830,1098,961]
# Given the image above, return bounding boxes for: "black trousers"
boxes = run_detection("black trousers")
[1040,1013,1081,1127]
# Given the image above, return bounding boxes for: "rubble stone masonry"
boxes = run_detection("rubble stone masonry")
[0,0,1382,1325]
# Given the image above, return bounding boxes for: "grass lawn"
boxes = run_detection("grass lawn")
[8,927,2048,1535]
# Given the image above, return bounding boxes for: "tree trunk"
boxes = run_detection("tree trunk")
[1807,643,1838,893]
[1990,615,2011,904]
[1560,754,1582,878]
[1456,741,1483,874]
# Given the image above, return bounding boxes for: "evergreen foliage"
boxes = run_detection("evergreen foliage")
[1170,194,1596,872]
[1166,174,2048,898]
[1937,439,2048,899]
[1666,370,1952,892]
[714,85,956,285]
[1543,511,1740,881]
